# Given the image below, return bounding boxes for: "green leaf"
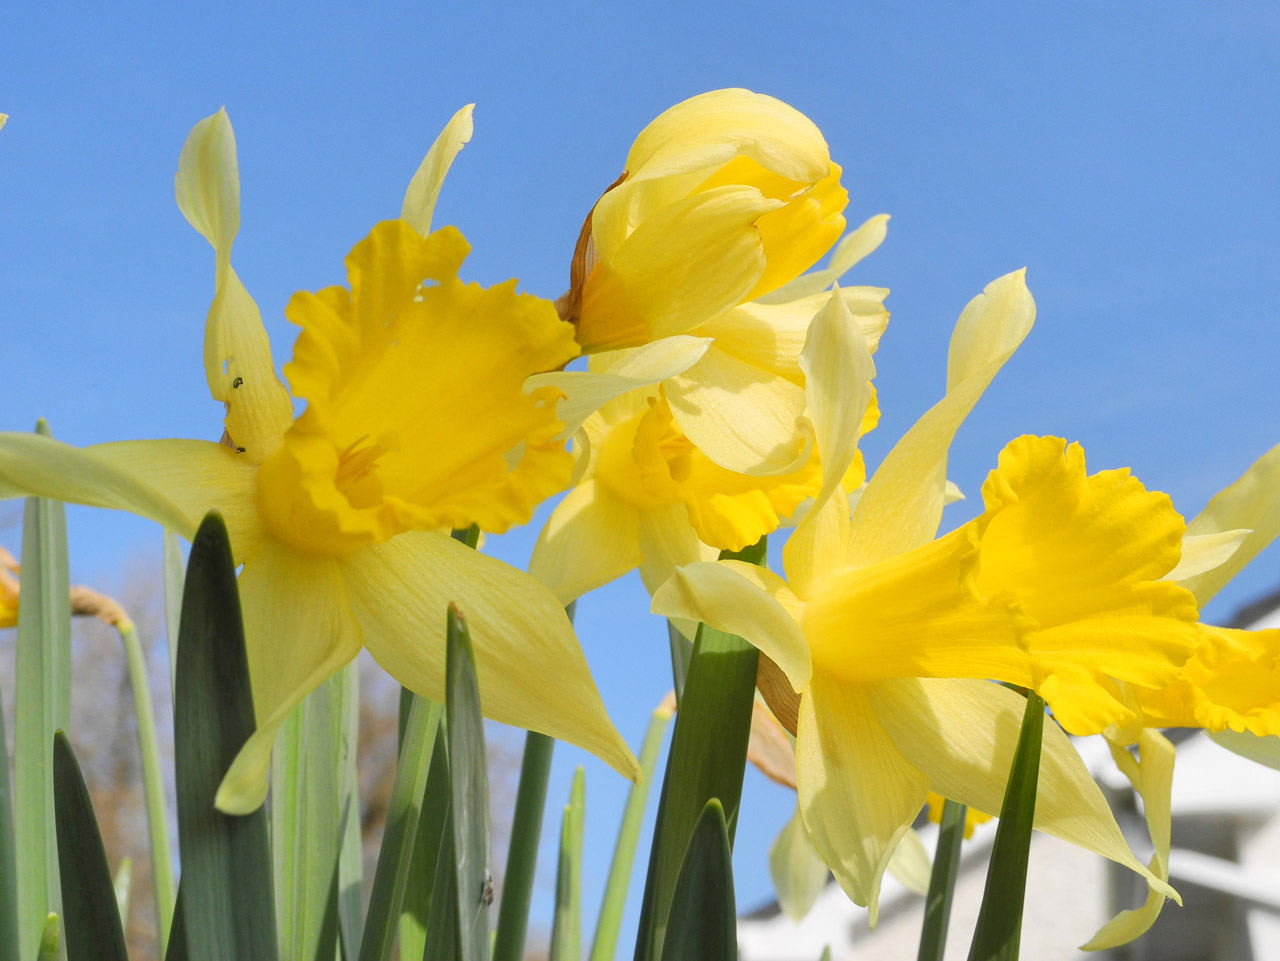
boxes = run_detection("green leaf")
[52,732,128,961]
[164,885,187,961]
[666,622,692,707]
[633,538,765,961]
[446,604,492,961]
[0,685,20,961]
[588,701,673,961]
[399,721,451,961]
[112,859,132,930]
[547,768,585,961]
[659,800,736,961]
[818,949,831,961]
[336,666,364,961]
[1207,728,1280,771]
[490,731,554,961]
[917,800,967,961]
[358,690,442,961]
[34,914,58,961]
[13,421,71,959]
[769,806,828,922]
[966,692,1045,961]
[173,512,278,961]
[422,777,459,961]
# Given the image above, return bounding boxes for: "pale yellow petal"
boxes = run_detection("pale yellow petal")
[400,104,474,237]
[770,805,830,921]
[1083,730,1176,949]
[756,214,891,305]
[525,335,712,439]
[635,503,718,597]
[176,109,293,461]
[870,677,1176,900]
[0,433,195,538]
[665,346,810,475]
[796,672,930,922]
[886,828,932,897]
[341,531,639,780]
[1165,530,1250,582]
[216,541,364,813]
[783,493,852,602]
[89,440,267,563]
[848,270,1035,568]
[651,559,811,693]
[625,88,831,185]
[528,479,642,605]
[1178,440,1280,605]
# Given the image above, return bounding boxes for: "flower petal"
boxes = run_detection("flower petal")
[848,269,1035,568]
[528,479,642,605]
[525,334,712,440]
[176,109,293,462]
[1177,440,1280,605]
[0,433,195,537]
[665,345,810,475]
[870,677,1176,901]
[796,672,930,922]
[89,440,267,562]
[650,559,811,691]
[401,104,474,237]
[756,213,891,305]
[1165,530,1250,582]
[216,541,364,813]
[341,531,639,780]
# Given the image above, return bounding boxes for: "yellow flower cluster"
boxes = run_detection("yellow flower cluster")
[2,88,1279,949]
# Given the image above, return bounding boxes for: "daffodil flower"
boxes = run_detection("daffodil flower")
[652,270,1182,923]
[542,88,889,476]
[528,290,878,620]
[0,546,18,628]
[0,109,638,812]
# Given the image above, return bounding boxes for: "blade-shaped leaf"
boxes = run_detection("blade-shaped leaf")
[400,720,451,961]
[548,768,585,961]
[0,685,19,961]
[173,512,277,961]
[917,800,967,961]
[52,732,128,961]
[35,914,58,961]
[491,731,554,961]
[112,858,132,930]
[446,604,491,961]
[14,421,71,959]
[634,538,765,961]
[966,692,1044,961]
[659,799,736,961]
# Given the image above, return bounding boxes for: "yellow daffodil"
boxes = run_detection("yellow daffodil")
[529,289,878,615]
[653,269,1181,925]
[0,109,638,812]
[0,547,18,628]
[541,88,888,476]
[923,791,992,840]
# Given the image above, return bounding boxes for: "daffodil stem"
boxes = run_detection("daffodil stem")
[588,702,673,961]
[491,731,555,961]
[117,621,175,954]
[917,800,967,961]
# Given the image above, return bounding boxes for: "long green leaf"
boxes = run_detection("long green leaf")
[422,781,458,961]
[0,685,20,961]
[336,665,364,961]
[547,768,585,961]
[966,692,1045,961]
[112,859,132,930]
[357,691,442,961]
[446,604,491,961]
[588,701,673,961]
[490,731,554,961]
[917,800,967,961]
[399,721,450,961]
[633,538,765,961]
[659,799,735,961]
[117,619,175,952]
[34,914,58,961]
[164,886,187,961]
[52,732,128,961]
[173,512,278,961]
[13,420,71,959]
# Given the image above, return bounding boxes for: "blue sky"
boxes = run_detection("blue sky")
[4,0,1280,949]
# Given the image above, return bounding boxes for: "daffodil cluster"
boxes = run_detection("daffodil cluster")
[2,87,1279,953]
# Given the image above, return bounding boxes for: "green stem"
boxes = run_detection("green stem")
[117,621,175,954]
[916,800,967,961]
[0,685,18,961]
[588,702,673,961]
[491,731,555,961]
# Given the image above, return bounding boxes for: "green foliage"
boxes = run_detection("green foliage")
[548,768,585,961]
[660,800,736,961]
[918,800,968,961]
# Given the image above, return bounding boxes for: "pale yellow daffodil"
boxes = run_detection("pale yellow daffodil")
[653,269,1182,925]
[541,88,889,476]
[0,546,18,628]
[529,289,878,619]
[0,109,638,813]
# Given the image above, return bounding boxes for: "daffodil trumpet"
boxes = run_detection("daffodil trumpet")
[0,109,639,814]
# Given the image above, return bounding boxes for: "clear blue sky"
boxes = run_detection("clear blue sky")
[4,0,1280,949]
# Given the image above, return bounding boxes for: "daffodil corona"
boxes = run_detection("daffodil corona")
[0,109,639,812]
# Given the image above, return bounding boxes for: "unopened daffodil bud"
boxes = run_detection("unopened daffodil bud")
[562,88,848,352]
